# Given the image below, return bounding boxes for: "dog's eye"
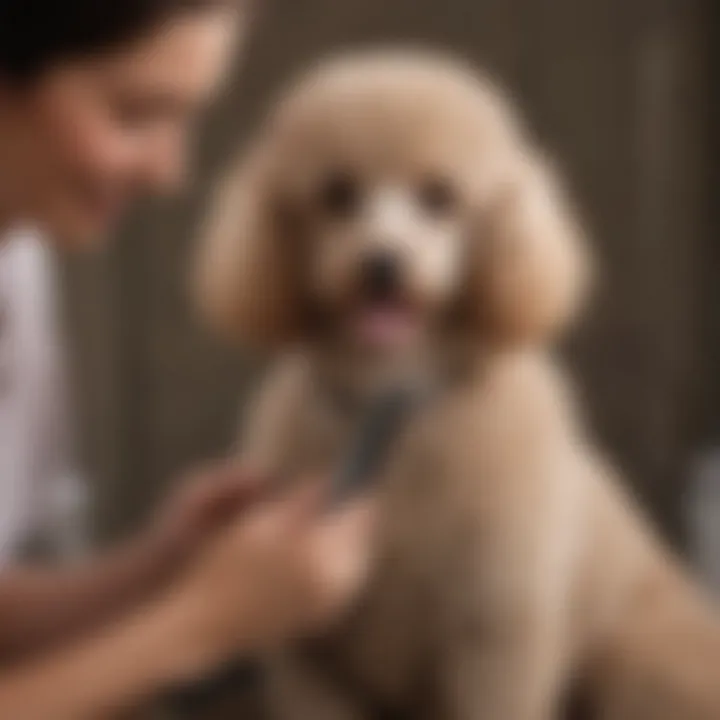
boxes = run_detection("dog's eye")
[318,172,361,218]
[417,177,457,217]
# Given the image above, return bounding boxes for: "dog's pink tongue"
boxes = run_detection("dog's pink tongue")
[354,307,417,348]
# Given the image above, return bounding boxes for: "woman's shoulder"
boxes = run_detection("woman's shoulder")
[0,227,58,326]
[1,226,53,281]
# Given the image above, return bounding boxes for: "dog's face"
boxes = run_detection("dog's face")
[302,168,465,355]
[288,102,481,357]
[197,52,591,361]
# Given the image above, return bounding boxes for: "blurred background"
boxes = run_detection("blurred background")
[60,0,714,573]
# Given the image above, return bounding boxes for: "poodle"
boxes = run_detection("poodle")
[195,50,720,720]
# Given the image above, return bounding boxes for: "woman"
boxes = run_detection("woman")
[0,0,374,717]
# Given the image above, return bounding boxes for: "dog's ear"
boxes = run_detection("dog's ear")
[194,140,301,349]
[468,152,592,345]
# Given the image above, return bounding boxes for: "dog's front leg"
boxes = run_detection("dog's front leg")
[439,600,569,720]
[436,453,582,720]
[267,652,368,720]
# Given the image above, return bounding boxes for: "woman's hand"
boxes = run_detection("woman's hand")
[0,465,263,661]
[171,484,375,676]
[145,462,263,571]
[0,482,375,720]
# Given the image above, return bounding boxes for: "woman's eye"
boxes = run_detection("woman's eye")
[318,172,361,218]
[417,177,458,217]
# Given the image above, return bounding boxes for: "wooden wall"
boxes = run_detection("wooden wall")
[61,0,712,542]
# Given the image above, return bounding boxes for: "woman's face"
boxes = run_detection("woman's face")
[0,9,242,246]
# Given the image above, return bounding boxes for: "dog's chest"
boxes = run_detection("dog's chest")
[321,501,447,708]
[289,396,457,709]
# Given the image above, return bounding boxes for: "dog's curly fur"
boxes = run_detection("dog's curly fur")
[196,50,720,720]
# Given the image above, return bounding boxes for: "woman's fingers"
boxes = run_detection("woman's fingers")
[310,499,377,600]
[172,480,379,670]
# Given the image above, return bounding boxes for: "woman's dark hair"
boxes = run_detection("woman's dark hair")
[0,0,238,82]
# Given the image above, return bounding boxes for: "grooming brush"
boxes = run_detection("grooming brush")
[329,384,430,507]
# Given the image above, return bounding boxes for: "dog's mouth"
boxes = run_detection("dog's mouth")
[349,299,422,352]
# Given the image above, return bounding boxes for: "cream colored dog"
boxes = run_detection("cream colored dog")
[196,50,720,720]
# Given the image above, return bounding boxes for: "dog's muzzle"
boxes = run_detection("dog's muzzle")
[360,251,402,301]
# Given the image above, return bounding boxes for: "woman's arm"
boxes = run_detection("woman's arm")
[0,532,182,659]
[0,591,204,720]
[0,486,373,720]
[0,464,260,659]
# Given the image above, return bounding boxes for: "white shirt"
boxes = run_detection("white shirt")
[690,451,720,594]
[0,229,87,564]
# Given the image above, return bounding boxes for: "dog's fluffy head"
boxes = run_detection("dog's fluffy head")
[196,50,591,357]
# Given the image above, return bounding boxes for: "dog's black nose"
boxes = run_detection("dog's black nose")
[361,253,401,300]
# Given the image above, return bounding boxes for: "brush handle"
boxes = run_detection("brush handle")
[329,389,420,506]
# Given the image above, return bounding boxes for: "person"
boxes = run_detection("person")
[0,0,375,717]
